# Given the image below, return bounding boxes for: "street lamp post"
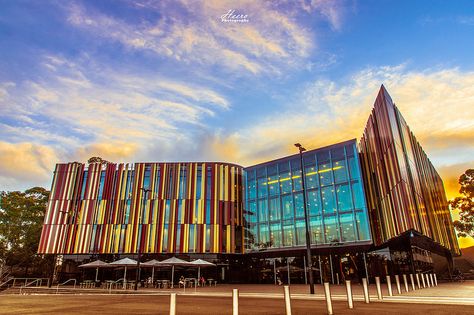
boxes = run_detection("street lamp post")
[135,187,151,290]
[295,143,315,294]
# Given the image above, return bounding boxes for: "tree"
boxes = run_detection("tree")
[449,169,474,238]
[0,187,50,276]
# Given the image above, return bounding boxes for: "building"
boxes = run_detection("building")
[38,86,459,284]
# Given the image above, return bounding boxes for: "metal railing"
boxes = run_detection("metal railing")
[0,276,14,290]
[56,279,77,294]
[108,278,125,294]
[19,279,43,294]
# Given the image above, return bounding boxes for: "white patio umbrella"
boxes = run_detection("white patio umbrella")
[141,259,161,283]
[78,259,110,282]
[109,257,138,288]
[190,259,216,282]
[157,257,192,288]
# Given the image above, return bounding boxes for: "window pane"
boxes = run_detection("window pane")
[317,150,330,163]
[331,147,345,160]
[256,167,266,178]
[282,194,294,220]
[259,223,270,248]
[267,164,277,176]
[307,189,321,216]
[318,162,333,186]
[356,211,370,241]
[295,220,306,246]
[336,184,352,211]
[258,199,268,222]
[283,221,295,246]
[247,177,256,200]
[340,212,356,242]
[305,165,318,189]
[332,159,347,183]
[348,156,360,179]
[280,173,293,194]
[269,197,281,221]
[303,153,315,166]
[324,215,340,243]
[352,181,365,209]
[247,201,257,223]
[257,178,268,198]
[268,175,279,196]
[321,186,336,215]
[310,216,323,244]
[270,223,282,248]
[294,193,304,218]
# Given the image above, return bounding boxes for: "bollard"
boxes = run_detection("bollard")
[345,280,353,309]
[233,288,239,315]
[434,273,438,286]
[416,273,421,289]
[430,274,434,287]
[386,275,393,296]
[403,274,409,292]
[336,273,340,285]
[425,274,430,288]
[395,275,401,294]
[410,274,416,291]
[421,273,426,288]
[324,282,333,315]
[284,285,292,315]
[169,293,176,315]
[362,278,370,303]
[375,276,383,300]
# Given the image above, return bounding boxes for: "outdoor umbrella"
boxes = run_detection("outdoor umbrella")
[157,257,192,287]
[109,257,138,288]
[78,259,110,282]
[141,259,161,283]
[190,259,216,283]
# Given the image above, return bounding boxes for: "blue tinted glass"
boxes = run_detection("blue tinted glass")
[256,167,266,178]
[324,215,340,243]
[294,193,304,218]
[303,153,315,166]
[278,161,290,173]
[205,202,211,224]
[258,199,268,222]
[267,164,277,175]
[269,197,281,221]
[318,162,333,186]
[248,223,257,248]
[280,174,293,194]
[257,178,268,198]
[283,221,295,246]
[352,181,365,209]
[345,144,355,157]
[247,177,256,200]
[332,159,347,183]
[356,211,370,241]
[295,220,306,245]
[81,171,88,199]
[305,165,318,189]
[307,189,321,216]
[270,223,282,247]
[336,184,352,211]
[98,171,106,199]
[248,201,257,223]
[310,216,323,244]
[292,170,302,191]
[268,174,279,196]
[340,212,356,242]
[317,150,330,163]
[331,147,345,160]
[348,156,360,179]
[322,186,336,215]
[196,169,201,199]
[282,194,294,220]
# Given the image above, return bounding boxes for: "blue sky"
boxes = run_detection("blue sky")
[1,1,474,246]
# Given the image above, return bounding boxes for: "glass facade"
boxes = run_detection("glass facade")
[244,140,371,252]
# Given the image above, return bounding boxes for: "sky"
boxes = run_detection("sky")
[0,1,473,247]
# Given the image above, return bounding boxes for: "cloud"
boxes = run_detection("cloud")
[62,1,345,76]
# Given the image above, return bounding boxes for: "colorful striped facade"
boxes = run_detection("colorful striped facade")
[359,86,460,254]
[38,162,244,254]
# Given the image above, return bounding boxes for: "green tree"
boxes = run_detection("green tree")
[449,169,474,238]
[0,187,50,275]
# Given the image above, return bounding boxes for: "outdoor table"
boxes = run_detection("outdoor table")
[207,279,217,286]
[185,278,197,288]
[161,280,170,288]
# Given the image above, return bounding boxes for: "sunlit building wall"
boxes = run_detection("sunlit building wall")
[359,86,460,255]
[244,140,372,252]
[38,162,244,254]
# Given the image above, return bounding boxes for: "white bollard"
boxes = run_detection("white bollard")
[425,274,430,287]
[395,275,401,294]
[430,274,434,287]
[386,275,393,296]
[336,273,340,285]
[434,274,438,286]
[410,274,416,291]
[169,293,176,315]
[421,273,426,288]
[345,280,353,309]
[233,288,239,315]
[375,276,383,300]
[324,282,333,315]
[362,278,370,303]
[284,285,292,315]
[403,274,409,292]
[416,273,421,289]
